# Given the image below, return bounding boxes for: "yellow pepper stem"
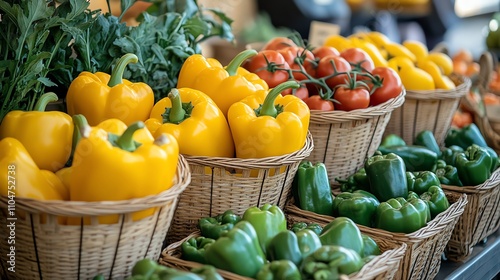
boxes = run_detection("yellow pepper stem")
[225,49,258,76]
[33,92,59,111]
[113,122,145,152]
[258,81,300,118]
[107,53,139,87]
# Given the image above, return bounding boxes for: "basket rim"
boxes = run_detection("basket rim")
[405,75,471,99]
[309,88,406,122]
[182,132,314,169]
[0,154,191,216]
[441,167,500,193]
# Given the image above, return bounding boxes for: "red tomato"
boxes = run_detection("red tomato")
[282,84,309,100]
[334,86,370,111]
[369,67,403,106]
[304,95,335,111]
[243,50,291,88]
[316,55,352,89]
[261,37,297,51]
[340,48,375,73]
[278,46,315,81]
[312,46,340,60]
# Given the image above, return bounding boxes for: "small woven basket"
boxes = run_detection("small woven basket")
[166,134,314,244]
[286,192,467,280]
[442,168,500,261]
[160,215,407,280]
[307,90,405,183]
[384,75,471,147]
[0,155,191,280]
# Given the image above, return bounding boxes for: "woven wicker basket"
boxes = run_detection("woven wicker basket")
[307,90,405,183]
[384,75,471,147]
[0,155,191,280]
[286,192,467,280]
[442,168,500,261]
[160,216,407,280]
[166,134,314,244]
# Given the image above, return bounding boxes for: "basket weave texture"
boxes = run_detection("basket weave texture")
[384,76,471,147]
[442,168,500,261]
[285,192,467,280]
[0,155,191,280]
[307,90,405,183]
[160,215,407,280]
[166,134,314,244]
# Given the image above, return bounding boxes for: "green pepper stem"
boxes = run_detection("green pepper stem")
[107,53,138,87]
[167,88,186,124]
[116,122,145,152]
[225,49,258,76]
[33,92,59,111]
[259,81,300,118]
[70,114,90,163]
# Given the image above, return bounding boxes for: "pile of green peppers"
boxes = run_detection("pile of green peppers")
[180,204,382,279]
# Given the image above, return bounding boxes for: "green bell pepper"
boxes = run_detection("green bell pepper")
[408,171,441,195]
[362,234,381,257]
[332,190,380,227]
[290,222,323,236]
[485,146,500,172]
[444,123,488,150]
[440,145,464,166]
[204,221,266,278]
[365,152,408,202]
[380,134,407,147]
[190,266,224,280]
[414,130,441,157]
[319,217,364,256]
[242,203,287,254]
[407,191,420,200]
[256,260,301,280]
[456,144,493,186]
[377,145,438,172]
[128,259,204,280]
[266,230,302,265]
[181,236,215,264]
[432,159,447,172]
[435,165,463,186]
[292,161,334,215]
[337,168,371,193]
[296,229,322,258]
[300,245,364,278]
[198,210,241,240]
[420,185,450,218]
[406,171,416,193]
[375,197,430,233]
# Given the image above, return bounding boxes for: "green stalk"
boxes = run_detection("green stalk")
[71,114,90,162]
[225,49,258,76]
[167,88,186,124]
[108,53,138,87]
[33,92,59,111]
[258,81,299,118]
[116,122,145,152]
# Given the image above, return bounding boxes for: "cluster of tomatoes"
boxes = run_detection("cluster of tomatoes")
[242,37,403,111]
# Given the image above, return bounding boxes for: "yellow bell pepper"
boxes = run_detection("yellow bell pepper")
[176,50,268,117]
[66,53,154,126]
[69,118,179,224]
[0,137,67,200]
[0,92,73,172]
[228,81,310,158]
[145,88,234,157]
[384,42,417,62]
[416,59,456,90]
[388,57,435,91]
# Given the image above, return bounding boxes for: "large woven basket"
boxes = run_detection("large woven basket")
[307,90,405,183]
[0,155,191,280]
[286,192,467,280]
[166,134,314,244]
[160,215,407,280]
[384,75,471,147]
[442,168,500,261]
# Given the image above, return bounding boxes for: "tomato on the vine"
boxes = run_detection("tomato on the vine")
[243,50,291,88]
[316,55,351,89]
[312,46,340,60]
[282,84,309,100]
[278,46,315,81]
[261,37,297,51]
[369,66,403,106]
[340,48,375,73]
[303,95,335,111]
[334,73,370,111]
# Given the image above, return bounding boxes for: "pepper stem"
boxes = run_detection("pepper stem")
[33,92,59,111]
[167,89,186,124]
[115,122,145,152]
[225,49,258,76]
[107,53,138,87]
[258,81,300,118]
[70,114,91,163]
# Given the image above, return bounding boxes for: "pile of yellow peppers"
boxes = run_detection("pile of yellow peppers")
[324,31,456,91]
